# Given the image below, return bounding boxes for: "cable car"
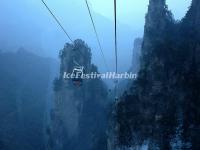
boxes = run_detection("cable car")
[72,66,84,86]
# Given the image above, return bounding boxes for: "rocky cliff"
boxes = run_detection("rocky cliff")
[0,49,57,150]
[47,39,109,150]
[113,0,200,149]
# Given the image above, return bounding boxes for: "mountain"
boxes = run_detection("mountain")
[47,39,110,150]
[0,49,58,150]
[111,0,200,149]
[117,38,142,96]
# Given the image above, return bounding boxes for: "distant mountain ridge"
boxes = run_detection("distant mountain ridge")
[0,49,58,150]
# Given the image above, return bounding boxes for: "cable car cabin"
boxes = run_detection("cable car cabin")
[72,66,84,87]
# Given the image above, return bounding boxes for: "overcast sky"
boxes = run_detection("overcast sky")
[0,0,192,74]
[88,0,192,28]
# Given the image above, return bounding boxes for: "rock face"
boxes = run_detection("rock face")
[48,39,109,150]
[130,38,142,73]
[0,49,57,150]
[117,38,142,96]
[113,0,200,149]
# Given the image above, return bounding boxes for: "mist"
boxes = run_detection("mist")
[0,0,191,72]
[1,0,199,150]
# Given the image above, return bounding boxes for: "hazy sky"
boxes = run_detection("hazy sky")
[27,0,192,32]
[89,0,192,29]
[0,0,192,74]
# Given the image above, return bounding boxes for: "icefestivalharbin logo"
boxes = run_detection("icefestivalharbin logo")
[63,66,137,80]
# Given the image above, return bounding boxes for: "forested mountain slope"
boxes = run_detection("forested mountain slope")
[113,0,200,149]
[0,49,57,150]
[48,40,109,150]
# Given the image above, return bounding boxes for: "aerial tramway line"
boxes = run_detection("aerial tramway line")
[41,0,119,99]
